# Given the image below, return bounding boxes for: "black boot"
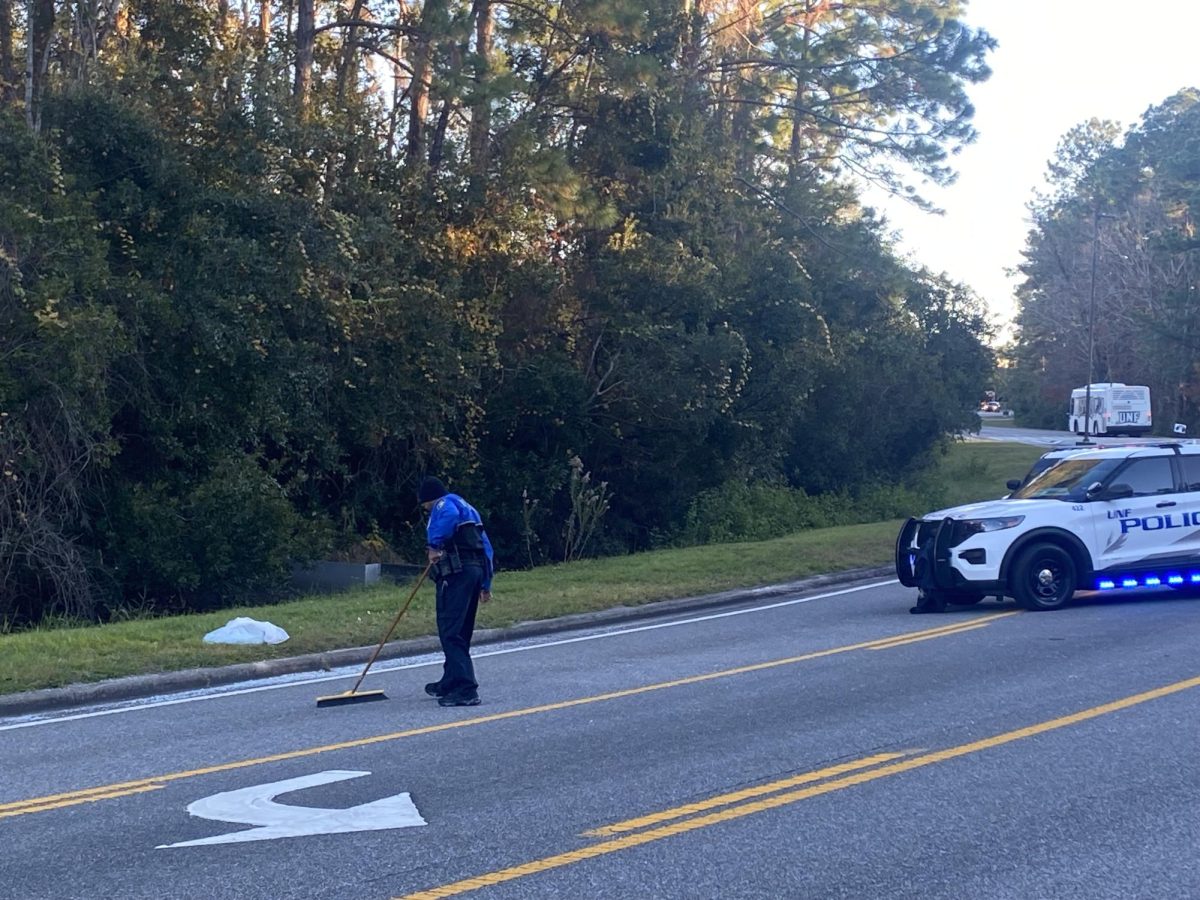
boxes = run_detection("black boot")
[910,590,947,614]
[438,691,481,707]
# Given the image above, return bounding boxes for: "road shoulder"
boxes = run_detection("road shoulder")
[0,565,894,718]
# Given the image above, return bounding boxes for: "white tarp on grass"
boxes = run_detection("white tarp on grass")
[203,617,289,645]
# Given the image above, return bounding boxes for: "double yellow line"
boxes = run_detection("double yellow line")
[1,613,1014,821]
[399,672,1200,899]
[399,753,913,900]
[868,614,1006,649]
[0,781,167,818]
[582,752,909,837]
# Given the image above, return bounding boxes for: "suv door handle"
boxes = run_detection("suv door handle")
[1157,500,1177,508]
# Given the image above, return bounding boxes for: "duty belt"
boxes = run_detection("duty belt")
[433,547,486,579]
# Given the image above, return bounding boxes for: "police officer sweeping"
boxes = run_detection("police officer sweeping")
[418,476,494,707]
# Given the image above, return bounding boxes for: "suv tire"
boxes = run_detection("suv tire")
[1011,542,1077,611]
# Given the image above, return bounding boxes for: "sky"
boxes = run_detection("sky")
[864,0,1200,342]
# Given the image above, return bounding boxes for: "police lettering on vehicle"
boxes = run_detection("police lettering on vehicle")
[1119,511,1200,533]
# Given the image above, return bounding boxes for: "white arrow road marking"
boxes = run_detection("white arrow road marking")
[157,770,426,848]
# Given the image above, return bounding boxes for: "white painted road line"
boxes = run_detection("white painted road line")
[0,579,900,732]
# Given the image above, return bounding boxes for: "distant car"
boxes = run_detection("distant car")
[983,401,1001,412]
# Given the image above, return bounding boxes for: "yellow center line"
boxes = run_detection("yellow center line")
[0,781,165,811]
[2,613,1014,819]
[397,673,1200,900]
[582,751,907,837]
[1,784,166,819]
[869,618,1002,649]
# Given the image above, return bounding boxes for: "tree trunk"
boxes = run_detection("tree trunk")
[788,1,816,179]
[335,0,366,102]
[428,95,451,172]
[258,0,270,46]
[679,0,702,71]
[73,0,95,81]
[293,0,313,111]
[0,0,15,104]
[25,0,55,131]
[74,0,129,81]
[384,31,404,159]
[467,0,492,181]
[729,12,761,174]
[406,0,447,167]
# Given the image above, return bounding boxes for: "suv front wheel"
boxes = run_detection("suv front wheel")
[1010,542,1077,611]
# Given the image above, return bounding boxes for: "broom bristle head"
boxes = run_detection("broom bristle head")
[315,689,388,708]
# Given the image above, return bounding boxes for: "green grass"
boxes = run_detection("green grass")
[914,439,1040,506]
[979,414,1018,427]
[0,441,1043,697]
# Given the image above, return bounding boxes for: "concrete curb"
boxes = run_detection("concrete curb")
[0,565,896,718]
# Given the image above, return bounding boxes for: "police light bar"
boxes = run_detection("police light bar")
[1095,572,1200,590]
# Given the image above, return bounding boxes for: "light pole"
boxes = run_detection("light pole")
[1080,212,1099,451]
[1079,208,1114,446]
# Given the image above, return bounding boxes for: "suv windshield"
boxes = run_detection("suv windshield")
[1019,455,1064,488]
[1010,457,1124,501]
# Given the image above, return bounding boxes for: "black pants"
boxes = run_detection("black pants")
[435,563,484,695]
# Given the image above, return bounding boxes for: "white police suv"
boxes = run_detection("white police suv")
[896,442,1200,611]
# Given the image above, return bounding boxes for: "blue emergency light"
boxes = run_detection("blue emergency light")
[1095,573,1200,590]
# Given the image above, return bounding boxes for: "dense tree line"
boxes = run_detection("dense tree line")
[0,0,994,625]
[1008,89,1200,431]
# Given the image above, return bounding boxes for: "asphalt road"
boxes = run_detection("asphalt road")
[976,415,1177,447]
[4,578,1200,900]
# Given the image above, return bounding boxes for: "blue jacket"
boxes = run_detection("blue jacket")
[426,493,495,590]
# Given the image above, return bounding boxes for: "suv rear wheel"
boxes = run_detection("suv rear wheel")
[1011,542,1077,611]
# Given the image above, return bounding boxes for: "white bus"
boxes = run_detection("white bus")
[1068,383,1152,436]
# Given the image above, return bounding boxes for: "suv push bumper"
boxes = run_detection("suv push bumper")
[897,517,953,590]
[896,517,1001,593]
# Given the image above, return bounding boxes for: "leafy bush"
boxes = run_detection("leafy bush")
[681,482,832,545]
[679,466,976,547]
[97,455,330,612]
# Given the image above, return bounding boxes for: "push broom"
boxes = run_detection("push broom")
[316,561,433,708]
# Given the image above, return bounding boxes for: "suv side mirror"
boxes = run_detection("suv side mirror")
[1006,479,1021,491]
[1088,482,1133,501]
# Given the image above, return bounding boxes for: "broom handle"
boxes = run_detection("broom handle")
[348,561,433,695]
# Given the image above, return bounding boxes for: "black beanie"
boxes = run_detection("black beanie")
[417,476,448,503]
